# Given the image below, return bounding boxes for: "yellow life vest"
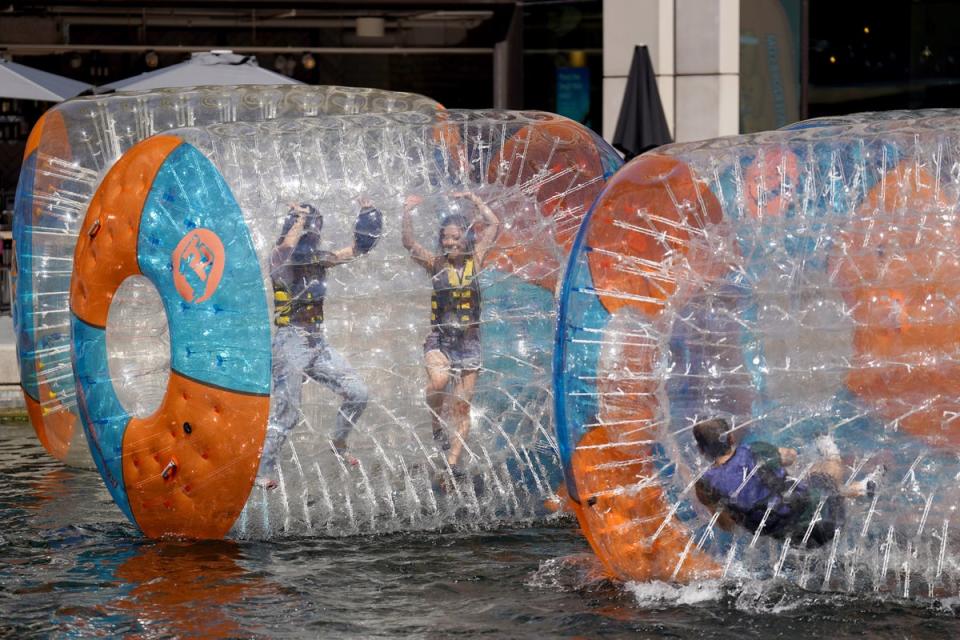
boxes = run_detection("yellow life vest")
[430,257,480,329]
[273,287,323,329]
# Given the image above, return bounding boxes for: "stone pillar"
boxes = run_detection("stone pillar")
[674,0,740,142]
[494,5,524,109]
[603,0,740,144]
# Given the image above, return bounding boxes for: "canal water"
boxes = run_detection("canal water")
[2,421,958,638]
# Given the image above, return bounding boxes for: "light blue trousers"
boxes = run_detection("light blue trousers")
[258,326,369,476]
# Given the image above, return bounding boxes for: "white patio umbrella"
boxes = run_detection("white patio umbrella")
[0,58,91,101]
[98,50,302,92]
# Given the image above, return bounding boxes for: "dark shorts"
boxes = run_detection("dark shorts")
[424,328,482,371]
[771,472,846,548]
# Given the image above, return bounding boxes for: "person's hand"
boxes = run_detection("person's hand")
[287,202,310,217]
[778,447,798,467]
[354,206,384,255]
[454,191,487,208]
[404,194,423,210]
[283,203,308,238]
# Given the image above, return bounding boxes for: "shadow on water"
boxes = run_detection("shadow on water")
[2,421,960,638]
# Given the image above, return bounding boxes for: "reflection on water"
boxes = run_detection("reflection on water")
[2,422,959,638]
[109,541,283,638]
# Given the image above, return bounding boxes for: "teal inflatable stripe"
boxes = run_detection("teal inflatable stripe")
[71,315,135,524]
[12,150,39,401]
[554,248,609,503]
[137,143,271,395]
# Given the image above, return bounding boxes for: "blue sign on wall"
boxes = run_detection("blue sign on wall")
[556,67,591,124]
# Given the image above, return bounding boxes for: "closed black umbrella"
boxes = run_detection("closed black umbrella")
[612,45,672,160]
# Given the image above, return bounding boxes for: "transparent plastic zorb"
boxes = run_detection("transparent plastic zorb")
[556,115,960,596]
[13,85,441,468]
[779,108,960,131]
[69,110,622,538]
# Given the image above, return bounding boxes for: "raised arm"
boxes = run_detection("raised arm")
[455,191,500,266]
[270,205,308,271]
[401,194,436,271]
[317,196,385,267]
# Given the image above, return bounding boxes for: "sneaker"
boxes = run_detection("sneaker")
[862,464,886,496]
[332,438,360,467]
[815,434,840,459]
[865,463,887,482]
[335,449,360,467]
[433,465,466,495]
[433,428,451,451]
[431,470,452,495]
[850,464,886,499]
[255,477,278,491]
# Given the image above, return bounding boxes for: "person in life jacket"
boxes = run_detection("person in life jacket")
[401,191,500,474]
[692,418,884,548]
[258,198,384,488]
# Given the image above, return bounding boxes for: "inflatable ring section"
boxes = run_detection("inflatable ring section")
[14,121,49,450]
[70,135,271,538]
[14,111,88,465]
[16,85,442,469]
[555,154,726,582]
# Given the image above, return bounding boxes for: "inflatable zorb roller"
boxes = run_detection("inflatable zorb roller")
[556,114,960,595]
[70,110,621,538]
[779,107,960,131]
[13,85,441,468]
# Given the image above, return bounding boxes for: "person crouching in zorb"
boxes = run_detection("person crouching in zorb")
[692,418,883,549]
[259,199,384,488]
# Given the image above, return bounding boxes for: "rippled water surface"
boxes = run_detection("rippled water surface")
[2,421,959,638]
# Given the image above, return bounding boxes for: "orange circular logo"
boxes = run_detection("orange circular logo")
[171,228,226,304]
